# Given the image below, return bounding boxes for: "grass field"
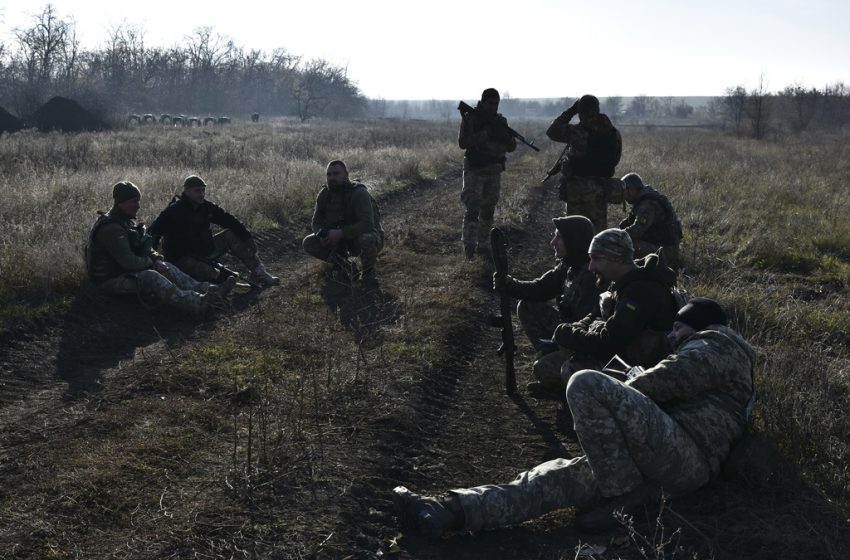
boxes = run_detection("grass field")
[0,118,849,558]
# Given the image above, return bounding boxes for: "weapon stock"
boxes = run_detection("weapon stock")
[490,227,517,393]
[458,101,540,152]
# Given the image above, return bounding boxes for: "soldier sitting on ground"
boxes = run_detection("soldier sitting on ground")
[551,228,679,391]
[394,297,755,536]
[86,181,235,317]
[492,215,602,391]
[619,172,683,269]
[302,160,384,285]
[148,175,279,288]
[546,95,622,233]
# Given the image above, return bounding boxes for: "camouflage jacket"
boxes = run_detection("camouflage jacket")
[86,207,160,282]
[507,260,601,322]
[553,253,677,365]
[458,109,517,169]
[546,112,621,178]
[628,325,756,476]
[311,181,382,240]
[621,186,683,246]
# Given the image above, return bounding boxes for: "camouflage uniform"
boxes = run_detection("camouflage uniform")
[508,261,601,387]
[546,111,622,233]
[620,185,683,269]
[458,109,517,251]
[453,325,755,531]
[148,194,260,282]
[303,180,384,274]
[87,208,208,315]
[554,253,678,384]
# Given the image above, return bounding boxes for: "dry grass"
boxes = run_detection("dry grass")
[0,118,457,326]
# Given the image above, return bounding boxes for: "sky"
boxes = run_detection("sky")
[0,0,848,100]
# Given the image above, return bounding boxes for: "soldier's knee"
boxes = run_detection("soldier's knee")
[303,234,321,255]
[565,368,603,397]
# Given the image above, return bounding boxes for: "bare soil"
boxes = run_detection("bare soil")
[1,169,848,560]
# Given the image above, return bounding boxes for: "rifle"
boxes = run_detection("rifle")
[541,143,570,183]
[490,227,517,393]
[458,101,540,152]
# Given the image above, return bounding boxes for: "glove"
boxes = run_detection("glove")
[492,272,514,294]
[564,100,580,120]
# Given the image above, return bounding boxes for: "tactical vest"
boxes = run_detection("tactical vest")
[84,212,146,283]
[464,113,509,169]
[571,126,622,178]
[340,183,383,238]
[629,188,683,245]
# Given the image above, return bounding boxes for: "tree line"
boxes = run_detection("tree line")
[712,77,850,139]
[0,4,367,122]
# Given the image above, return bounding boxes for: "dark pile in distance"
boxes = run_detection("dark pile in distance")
[31,96,108,132]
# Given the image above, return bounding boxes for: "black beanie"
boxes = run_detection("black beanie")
[112,181,141,203]
[552,215,595,262]
[578,94,600,114]
[676,298,728,331]
[481,88,500,102]
[183,175,207,189]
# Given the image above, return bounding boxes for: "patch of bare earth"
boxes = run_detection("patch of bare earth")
[1,159,849,559]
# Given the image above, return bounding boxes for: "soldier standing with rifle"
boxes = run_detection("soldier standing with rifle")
[457,88,517,260]
[545,95,623,233]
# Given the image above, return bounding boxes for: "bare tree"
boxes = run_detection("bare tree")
[746,76,771,140]
[602,96,622,120]
[723,86,747,132]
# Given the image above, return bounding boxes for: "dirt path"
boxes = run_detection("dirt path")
[2,157,849,560]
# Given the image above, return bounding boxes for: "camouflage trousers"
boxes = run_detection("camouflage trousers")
[174,230,261,282]
[516,300,567,387]
[560,176,624,234]
[634,239,682,270]
[461,161,503,248]
[453,370,711,531]
[303,231,384,273]
[99,264,207,315]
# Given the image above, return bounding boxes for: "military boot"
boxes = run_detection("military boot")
[575,484,661,533]
[249,263,280,287]
[392,486,464,538]
[206,275,237,299]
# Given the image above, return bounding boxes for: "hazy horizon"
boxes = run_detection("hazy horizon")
[1,0,848,100]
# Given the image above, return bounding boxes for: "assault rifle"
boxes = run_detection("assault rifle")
[490,227,517,393]
[541,144,570,183]
[458,101,540,152]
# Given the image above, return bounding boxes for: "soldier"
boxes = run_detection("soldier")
[302,160,384,284]
[86,181,234,317]
[546,95,622,233]
[148,175,279,287]
[552,228,679,388]
[619,172,683,269]
[493,216,602,390]
[394,298,755,536]
[458,88,517,260]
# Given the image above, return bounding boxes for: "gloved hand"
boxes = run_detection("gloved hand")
[564,99,580,120]
[492,272,514,294]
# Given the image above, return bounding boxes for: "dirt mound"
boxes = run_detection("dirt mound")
[0,106,23,134]
[31,96,107,132]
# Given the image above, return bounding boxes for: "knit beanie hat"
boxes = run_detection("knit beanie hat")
[621,172,646,191]
[183,175,207,189]
[589,228,634,263]
[481,88,500,102]
[676,297,728,331]
[112,181,141,204]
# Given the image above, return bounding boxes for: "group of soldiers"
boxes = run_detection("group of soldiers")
[393,89,756,536]
[85,161,384,315]
[84,90,755,538]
